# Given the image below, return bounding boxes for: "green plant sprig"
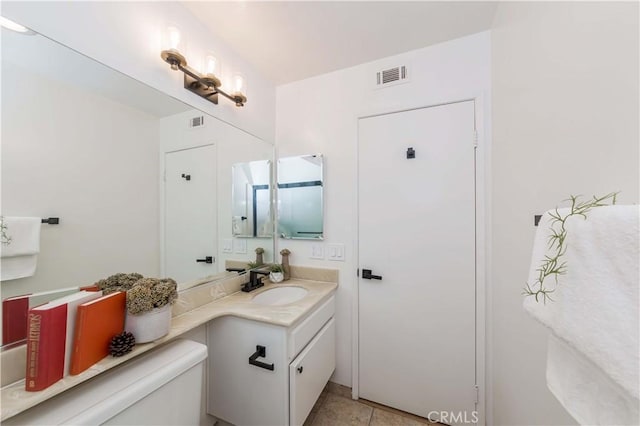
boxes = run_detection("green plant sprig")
[523,192,618,303]
[269,263,284,273]
[247,261,261,270]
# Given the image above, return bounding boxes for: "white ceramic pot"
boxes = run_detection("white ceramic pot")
[125,304,172,343]
[269,272,284,283]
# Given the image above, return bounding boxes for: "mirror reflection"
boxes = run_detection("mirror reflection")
[232,160,272,238]
[277,154,324,240]
[0,28,273,347]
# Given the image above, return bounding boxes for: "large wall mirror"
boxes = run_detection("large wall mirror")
[277,154,324,240]
[0,27,274,347]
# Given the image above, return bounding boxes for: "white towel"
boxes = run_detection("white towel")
[524,205,640,425]
[547,335,639,425]
[0,217,41,281]
[232,215,247,235]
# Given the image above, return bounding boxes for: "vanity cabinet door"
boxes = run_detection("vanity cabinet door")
[288,296,335,361]
[207,317,288,426]
[289,318,336,426]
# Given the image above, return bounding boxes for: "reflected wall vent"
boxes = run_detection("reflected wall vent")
[189,115,205,129]
[375,65,409,89]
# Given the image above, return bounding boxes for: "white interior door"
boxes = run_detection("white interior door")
[358,101,477,425]
[164,144,217,283]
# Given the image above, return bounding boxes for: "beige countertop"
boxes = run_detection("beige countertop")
[1,277,337,421]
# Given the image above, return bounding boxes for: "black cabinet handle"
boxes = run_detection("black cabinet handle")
[362,269,382,280]
[249,345,274,371]
[196,256,213,264]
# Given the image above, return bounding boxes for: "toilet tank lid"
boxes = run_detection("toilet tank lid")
[6,339,207,425]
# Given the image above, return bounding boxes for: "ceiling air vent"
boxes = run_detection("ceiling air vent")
[189,115,205,129]
[375,65,409,89]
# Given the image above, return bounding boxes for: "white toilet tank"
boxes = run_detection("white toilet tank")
[4,339,208,426]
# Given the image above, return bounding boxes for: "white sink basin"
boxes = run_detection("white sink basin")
[251,286,309,306]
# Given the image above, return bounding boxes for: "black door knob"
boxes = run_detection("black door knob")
[196,256,213,264]
[297,366,303,374]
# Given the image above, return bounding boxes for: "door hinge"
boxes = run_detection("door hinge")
[356,268,360,277]
[474,384,480,404]
[473,130,478,149]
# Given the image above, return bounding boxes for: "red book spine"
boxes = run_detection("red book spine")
[25,305,67,391]
[2,296,29,345]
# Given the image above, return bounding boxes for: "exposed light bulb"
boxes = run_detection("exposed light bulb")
[160,24,186,70]
[230,72,247,105]
[204,54,218,76]
[0,16,34,34]
[167,26,181,50]
[233,73,245,94]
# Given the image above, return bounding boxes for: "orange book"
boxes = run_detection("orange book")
[69,292,125,375]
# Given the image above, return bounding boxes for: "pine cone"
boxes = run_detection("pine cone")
[109,331,136,357]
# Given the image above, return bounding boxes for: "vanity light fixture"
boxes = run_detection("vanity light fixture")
[231,73,247,106]
[160,25,247,107]
[0,16,36,35]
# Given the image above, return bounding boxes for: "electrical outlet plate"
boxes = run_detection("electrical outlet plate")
[327,243,345,261]
[222,239,233,253]
[310,244,325,260]
[234,239,247,254]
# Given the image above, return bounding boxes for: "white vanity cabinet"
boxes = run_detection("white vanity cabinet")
[207,295,335,426]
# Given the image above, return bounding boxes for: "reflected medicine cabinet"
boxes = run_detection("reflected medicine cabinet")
[231,160,272,238]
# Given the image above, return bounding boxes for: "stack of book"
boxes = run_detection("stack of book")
[2,285,101,345]
[24,290,126,391]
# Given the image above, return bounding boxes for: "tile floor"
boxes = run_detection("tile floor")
[305,382,438,426]
[214,382,439,426]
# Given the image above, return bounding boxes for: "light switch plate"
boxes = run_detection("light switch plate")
[234,239,247,254]
[310,244,325,260]
[327,243,345,261]
[222,239,233,253]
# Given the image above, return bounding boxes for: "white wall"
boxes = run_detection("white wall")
[1,61,160,298]
[276,32,491,388]
[491,2,639,425]
[1,1,276,143]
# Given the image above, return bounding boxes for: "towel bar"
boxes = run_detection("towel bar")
[41,217,60,225]
[248,345,274,371]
